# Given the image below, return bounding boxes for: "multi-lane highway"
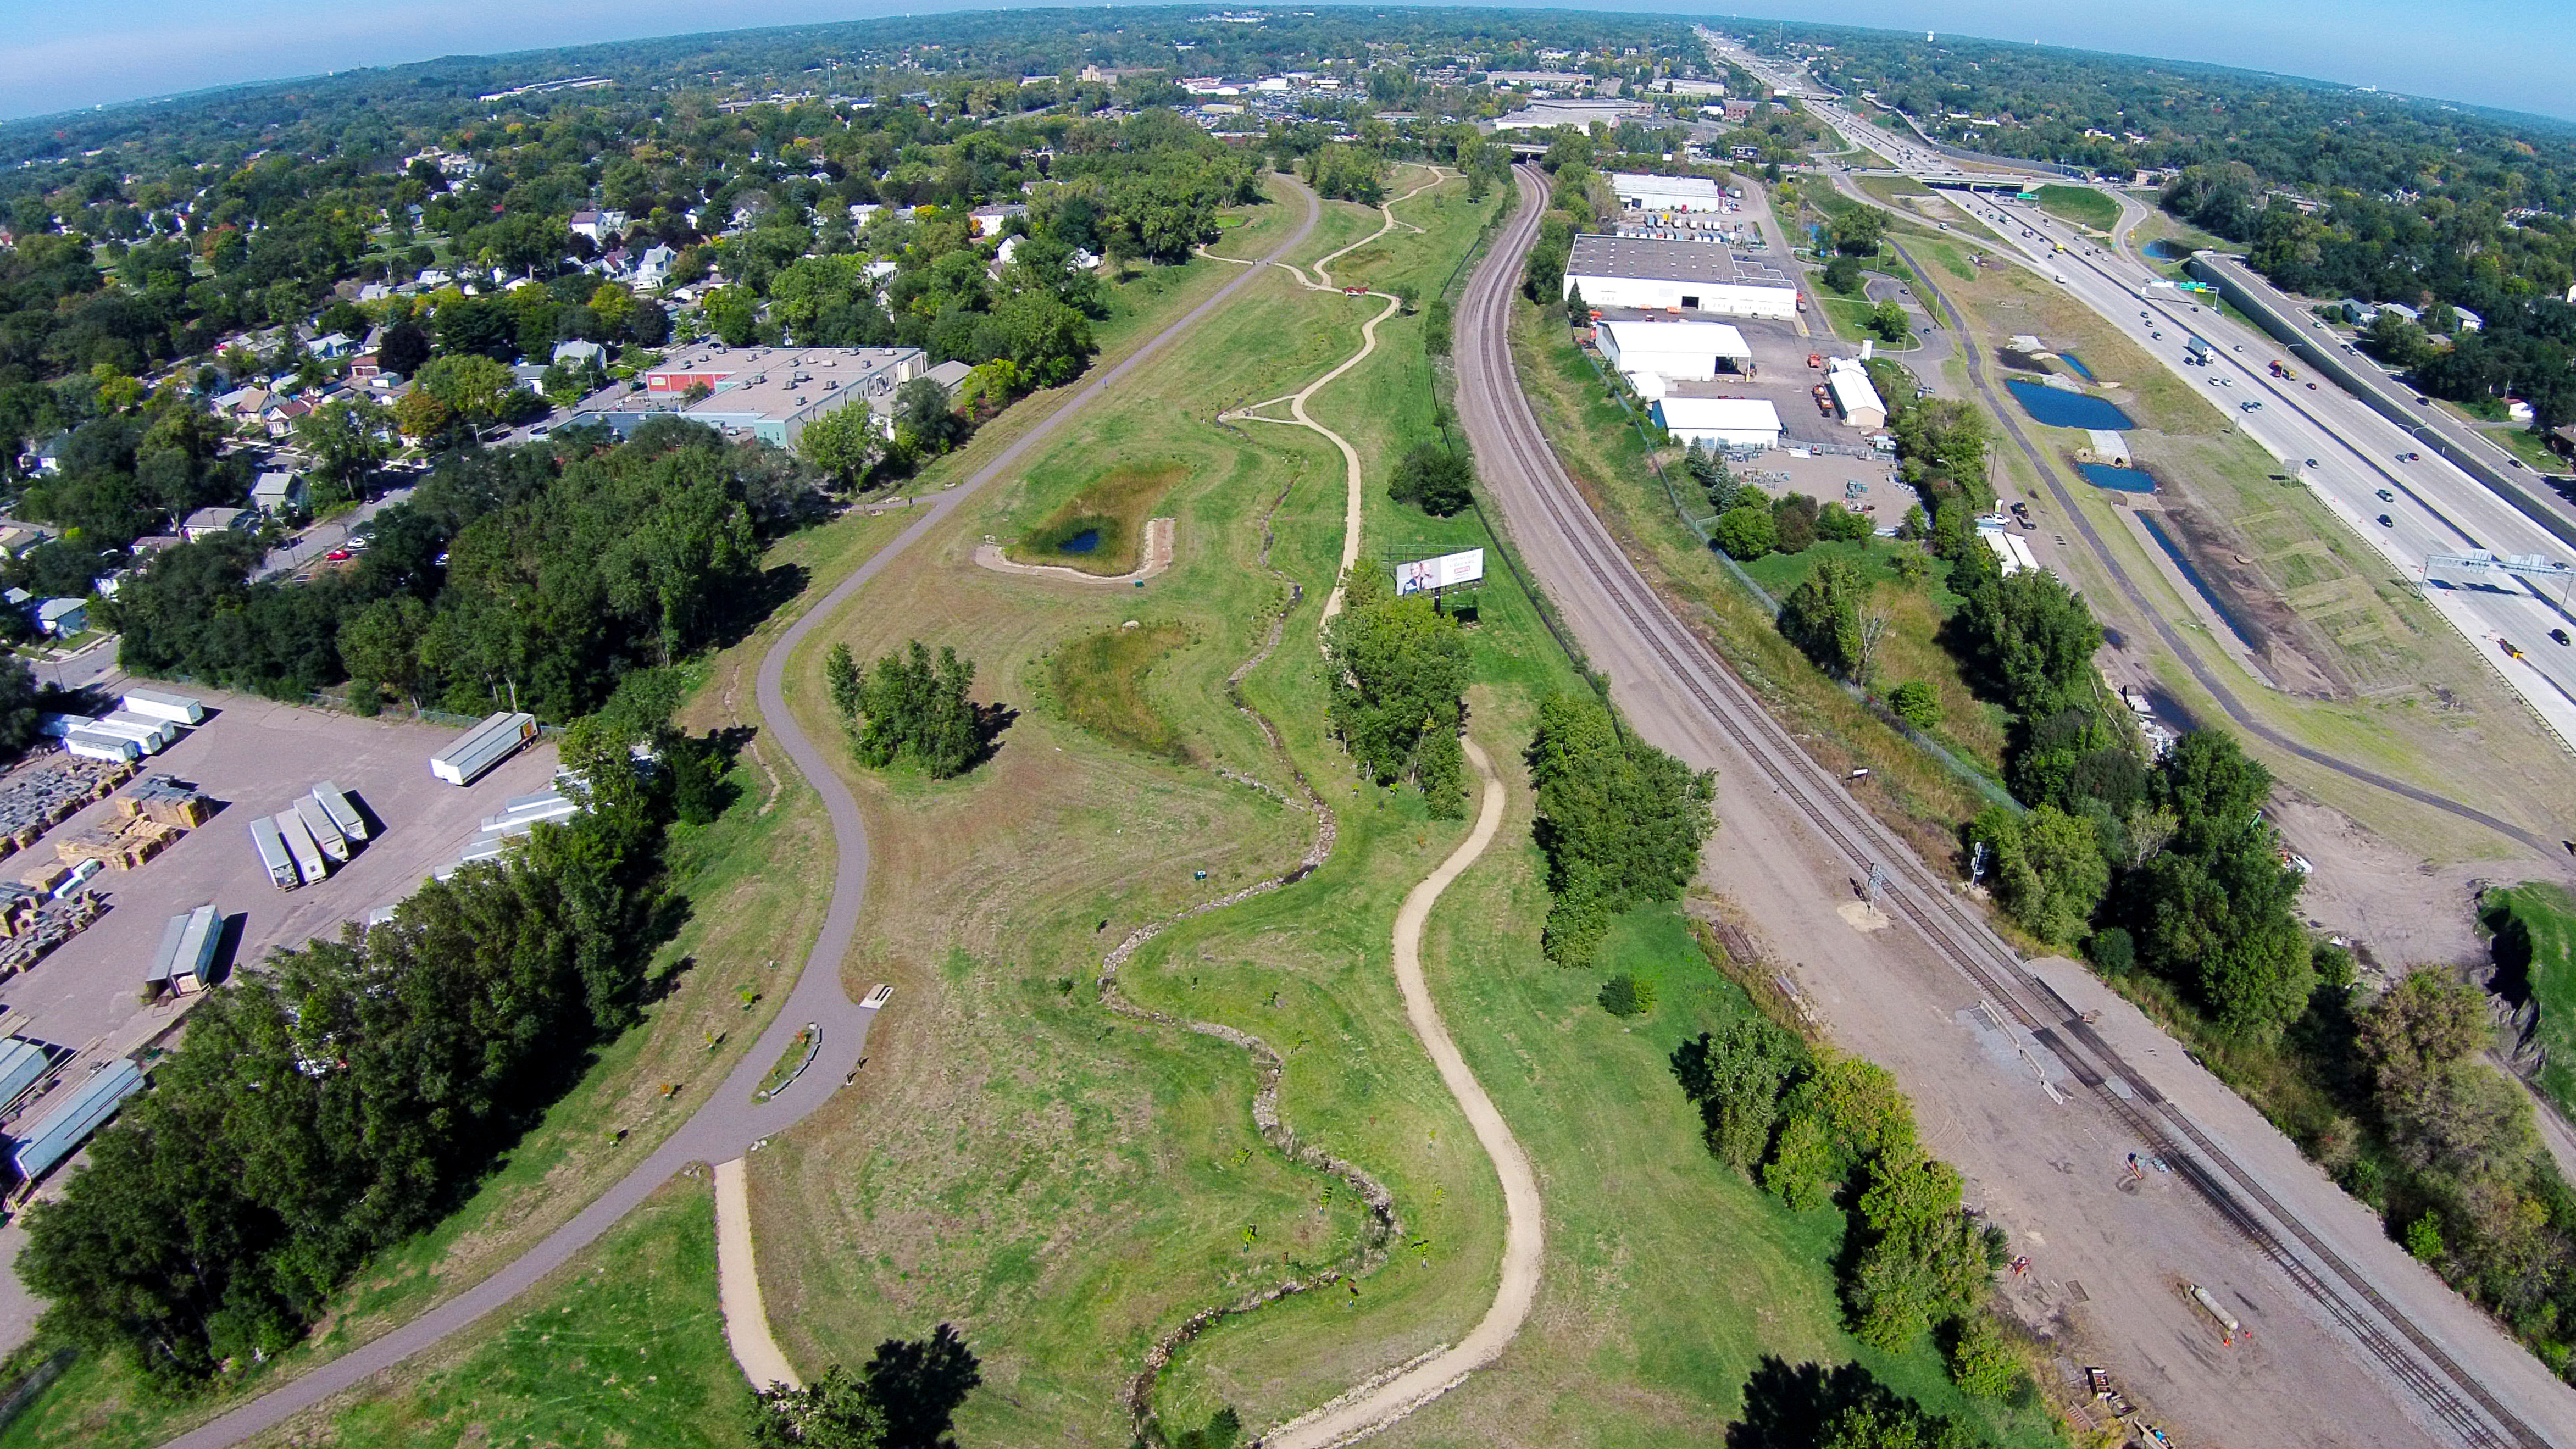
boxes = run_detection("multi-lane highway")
[1709,30,2576,751]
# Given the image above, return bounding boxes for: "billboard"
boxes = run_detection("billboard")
[1394,548,1485,596]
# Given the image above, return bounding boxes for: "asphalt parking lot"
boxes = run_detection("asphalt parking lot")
[0,692,560,1093]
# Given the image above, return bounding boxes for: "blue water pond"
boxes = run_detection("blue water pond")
[2005,378,2136,430]
[2057,350,2095,381]
[2076,463,2156,494]
[1058,528,1102,554]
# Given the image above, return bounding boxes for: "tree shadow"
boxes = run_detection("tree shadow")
[864,1322,982,1448]
[1724,1356,1887,1449]
[712,562,812,651]
[969,702,1019,770]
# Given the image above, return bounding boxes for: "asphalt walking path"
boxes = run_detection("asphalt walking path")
[1261,739,1536,1448]
[161,184,1326,1449]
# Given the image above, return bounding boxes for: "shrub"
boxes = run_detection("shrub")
[1713,504,1776,560]
[1599,972,1658,1017]
[1889,680,1940,730]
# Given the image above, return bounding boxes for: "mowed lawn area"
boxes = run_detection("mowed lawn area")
[2031,185,2118,232]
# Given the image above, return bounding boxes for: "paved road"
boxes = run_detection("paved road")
[1460,161,2568,1449]
[162,181,1326,1449]
[251,486,418,581]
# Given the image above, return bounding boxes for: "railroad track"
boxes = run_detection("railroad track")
[1456,163,2542,1449]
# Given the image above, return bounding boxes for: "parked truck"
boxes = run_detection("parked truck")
[310,780,369,843]
[430,711,537,786]
[273,808,329,885]
[292,795,349,863]
[249,815,299,889]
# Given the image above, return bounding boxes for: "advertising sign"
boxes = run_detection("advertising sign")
[1393,548,1485,596]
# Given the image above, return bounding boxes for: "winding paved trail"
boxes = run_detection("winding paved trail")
[1222,166,1448,624]
[1259,737,1535,1449]
[160,180,1326,1449]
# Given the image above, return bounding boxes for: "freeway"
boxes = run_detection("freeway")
[1463,159,2572,1448]
[1709,26,2576,760]
[1951,188,2576,752]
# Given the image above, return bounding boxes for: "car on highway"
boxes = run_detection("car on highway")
[2415,395,2430,405]
[2510,458,2527,469]
[2306,458,2320,468]
[2240,400,2262,412]
[2556,629,2572,647]
[2377,488,2395,502]
[2377,514,2394,526]
[2307,382,2318,389]
[2501,638,2526,659]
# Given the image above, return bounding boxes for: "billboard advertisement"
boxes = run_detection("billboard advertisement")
[1393,548,1485,596]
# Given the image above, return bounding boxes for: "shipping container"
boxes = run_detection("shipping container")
[310,780,369,842]
[105,709,182,744]
[38,714,88,739]
[64,728,139,763]
[170,905,221,993]
[479,787,579,836]
[274,809,329,884]
[292,795,349,863]
[430,711,537,786]
[119,689,205,725]
[249,816,299,889]
[89,713,175,753]
[12,1056,146,1182]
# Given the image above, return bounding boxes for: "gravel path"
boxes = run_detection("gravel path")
[1259,737,1538,1449]
[160,177,1326,1449]
[713,1156,801,1392]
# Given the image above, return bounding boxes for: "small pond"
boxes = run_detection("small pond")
[2144,239,2191,260]
[2057,351,2095,381]
[2005,377,2136,430]
[2076,463,2156,494]
[2138,514,2262,655]
[1057,528,1103,554]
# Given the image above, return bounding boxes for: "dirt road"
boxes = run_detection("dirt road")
[1261,737,1537,1448]
[158,179,1328,1449]
[714,1156,801,1392]
[1454,163,2571,1449]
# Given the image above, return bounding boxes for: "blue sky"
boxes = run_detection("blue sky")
[1,0,2570,125]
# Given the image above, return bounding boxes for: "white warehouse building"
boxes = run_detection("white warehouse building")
[1597,320,1753,399]
[1651,395,1783,451]
[1610,172,1729,212]
[1562,236,1801,320]
[1825,357,1887,429]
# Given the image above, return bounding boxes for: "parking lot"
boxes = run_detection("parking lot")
[0,692,560,1097]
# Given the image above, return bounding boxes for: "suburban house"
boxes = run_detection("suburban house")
[348,352,383,382]
[182,507,250,541]
[568,208,629,242]
[967,204,1028,238]
[251,471,307,513]
[552,340,608,369]
[632,244,678,289]
[34,598,86,637]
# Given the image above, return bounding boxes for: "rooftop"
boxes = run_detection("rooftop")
[1567,235,1797,289]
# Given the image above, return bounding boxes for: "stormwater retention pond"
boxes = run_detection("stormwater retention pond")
[2137,513,2263,656]
[2057,351,2095,381]
[1057,528,1102,554]
[2006,378,2136,430]
[2076,462,2156,494]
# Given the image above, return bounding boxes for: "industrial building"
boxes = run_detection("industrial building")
[1825,357,1889,429]
[1610,173,1730,212]
[575,343,929,447]
[1650,395,1784,451]
[1597,320,1753,399]
[1562,236,1801,320]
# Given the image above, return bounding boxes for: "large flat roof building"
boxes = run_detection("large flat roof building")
[1562,235,1801,320]
[1651,396,1782,451]
[587,343,928,446]
[1611,173,1729,212]
[1597,320,1752,400]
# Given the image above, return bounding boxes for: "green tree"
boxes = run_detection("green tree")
[798,406,882,491]
[746,1365,886,1448]
[1959,568,2102,717]
[1867,298,1911,343]
[1823,253,1865,293]
[1830,207,1888,256]
[1977,803,2108,948]
[1889,680,1940,731]
[1526,693,1717,965]
[1386,443,1474,516]
[1944,1314,2019,1399]
[1713,503,1777,560]
[1326,570,1470,816]
[841,640,981,778]
[1598,972,1657,1017]
[412,353,514,424]
[293,396,394,497]
[1779,554,1867,679]
[1672,1017,1802,1174]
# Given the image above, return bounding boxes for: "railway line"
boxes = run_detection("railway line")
[1457,163,2546,1449]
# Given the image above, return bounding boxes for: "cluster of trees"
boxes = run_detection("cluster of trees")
[1526,693,1716,966]
[1673,1024,2011,1368]
[19,716,685,1383]
[1302,145,1391,206]
[112,419,795,717]
[1385,442,1474,516]
[2323,932,2576,1364]
[824,639,986,779]
[1697,449,1875,563]
[746,1324,982,1449]
[1324,570,1469,817]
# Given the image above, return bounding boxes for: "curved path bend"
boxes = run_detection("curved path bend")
[1222,166,1448,624]
[1259,737,1540,1449]
[163,184,1326,1449]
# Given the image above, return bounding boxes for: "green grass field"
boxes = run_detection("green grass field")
[2031,186,2117,232]
[1011,463,1185,573]
[2483,884,2576,1121]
